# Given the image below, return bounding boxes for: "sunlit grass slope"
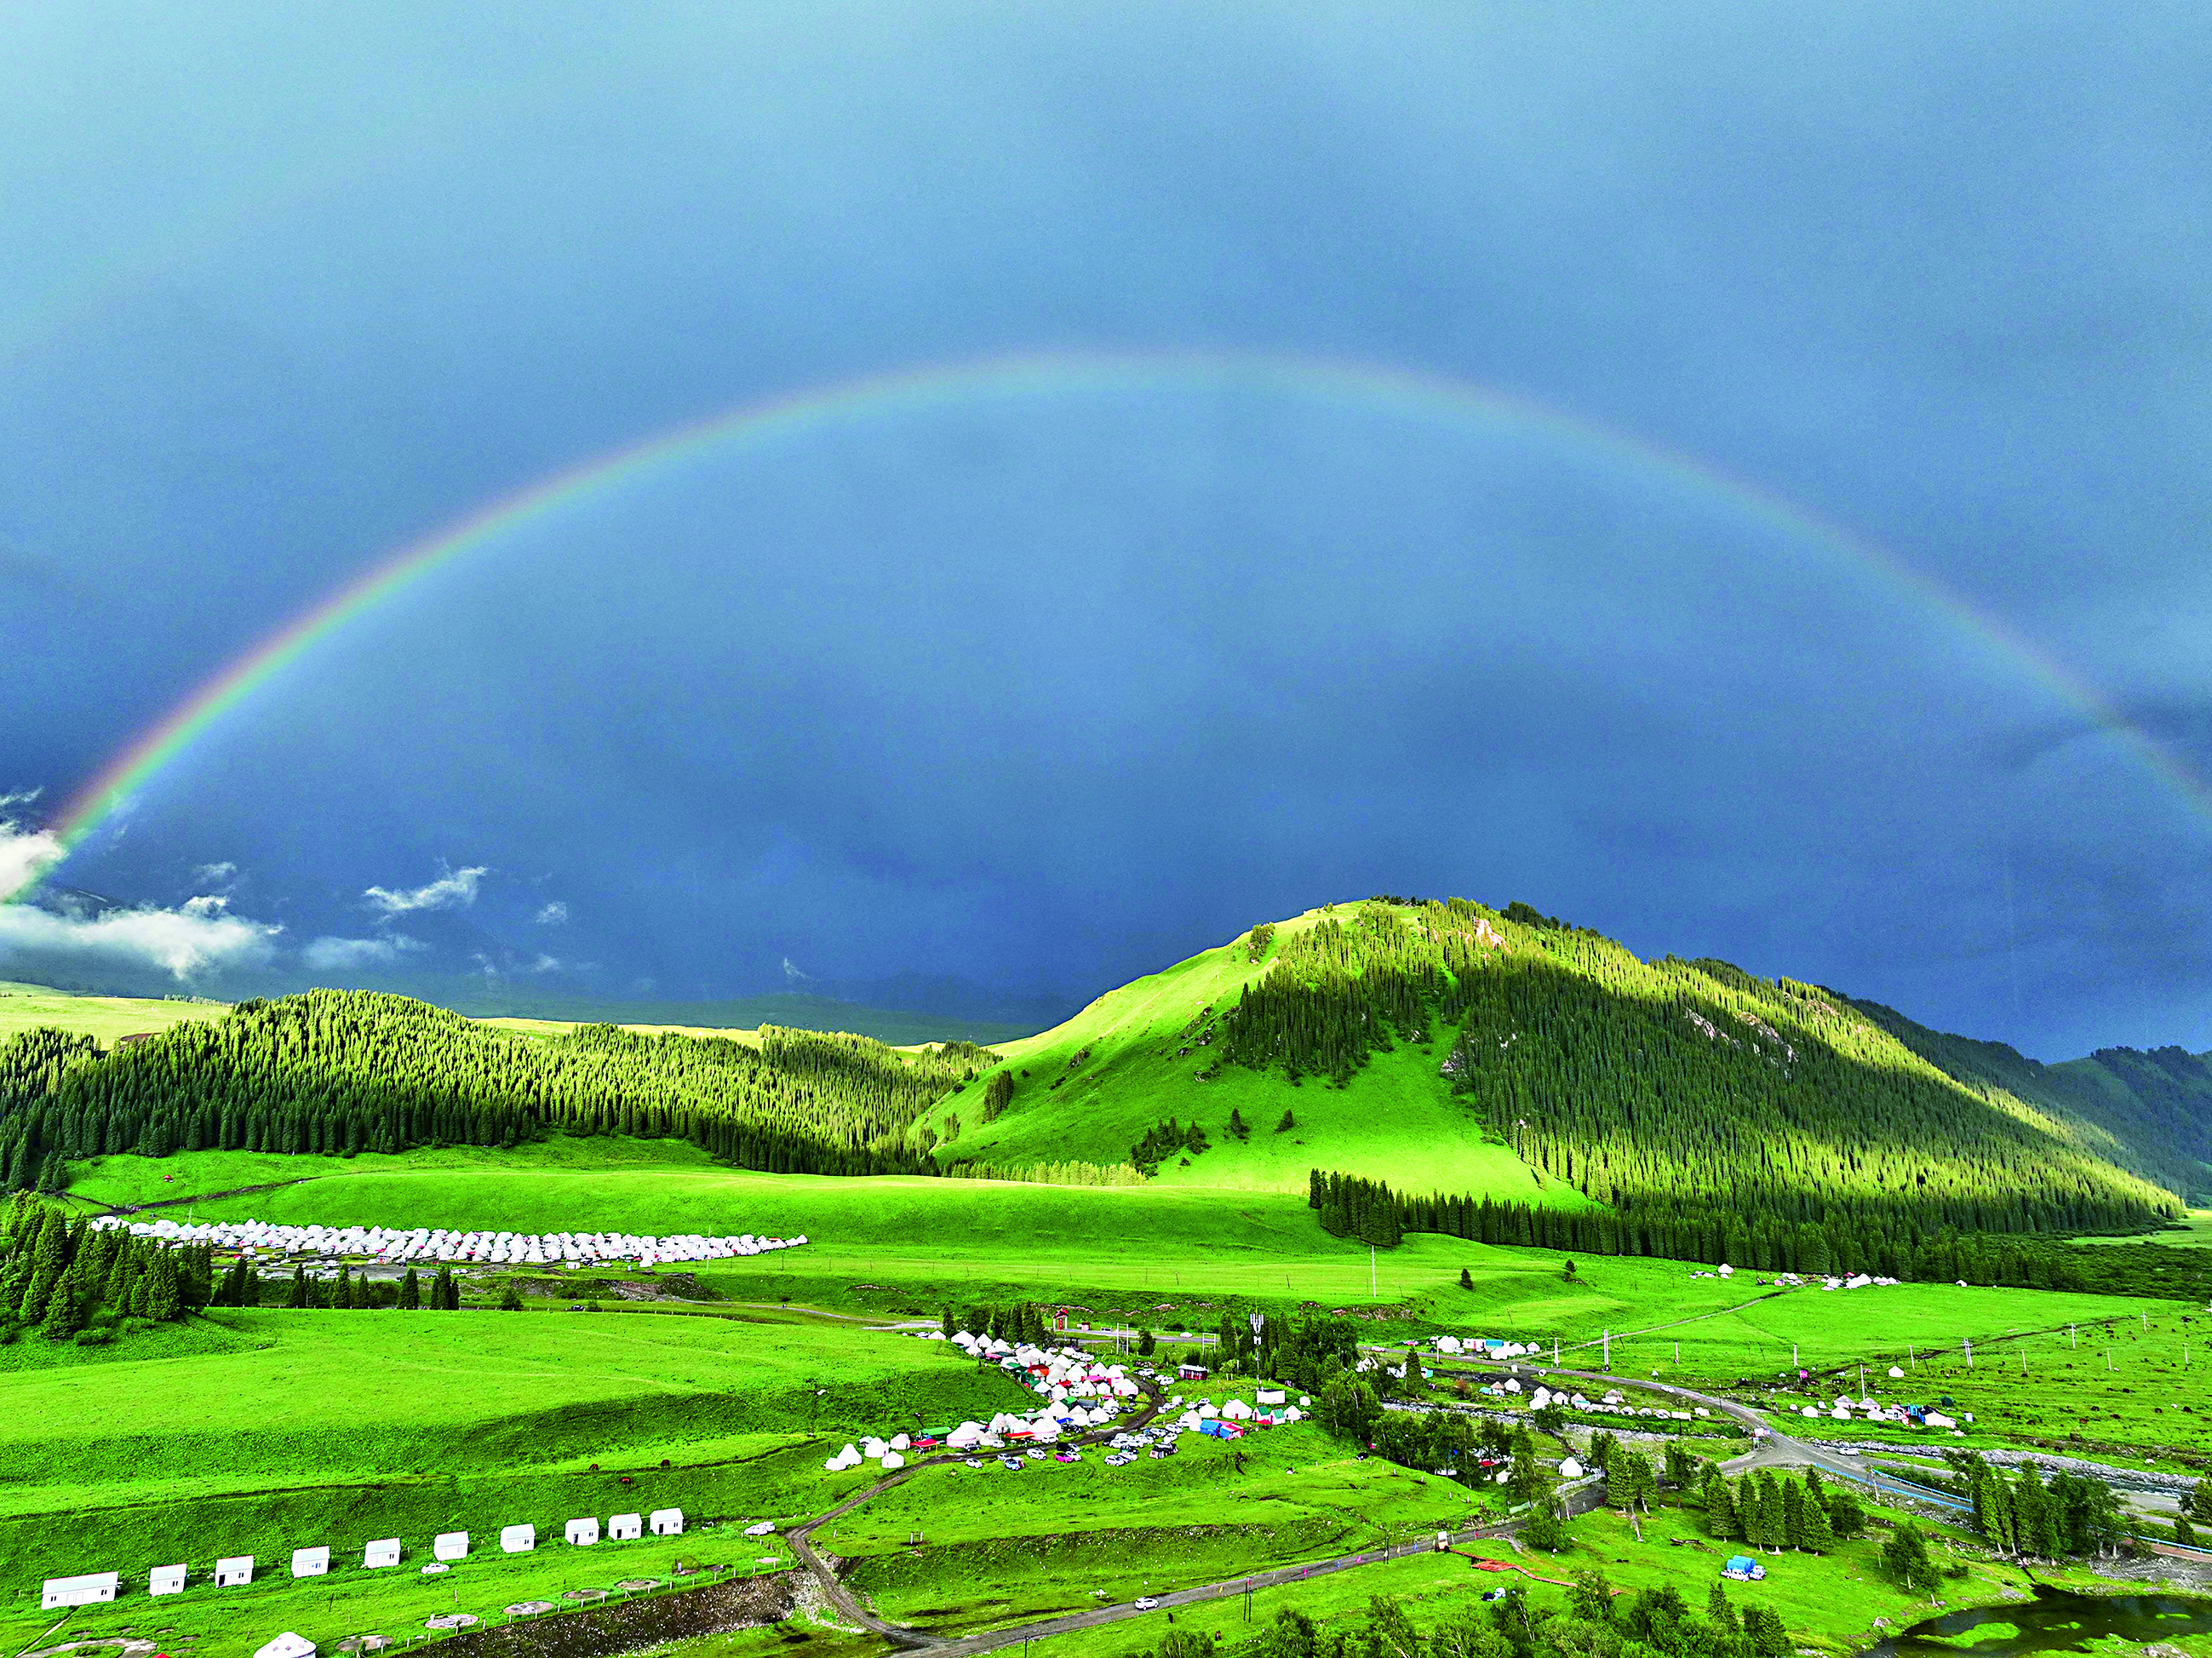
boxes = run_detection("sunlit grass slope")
[922,909,1565,1201]
[0,981,230,1044]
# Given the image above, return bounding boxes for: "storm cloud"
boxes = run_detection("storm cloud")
[3,4,2209,1055]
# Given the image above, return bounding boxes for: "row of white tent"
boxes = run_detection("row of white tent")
[1430,1334,1542,1359]
[37,1510,755,1610]
[93,1214,808,1268]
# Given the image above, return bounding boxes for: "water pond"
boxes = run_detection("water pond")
[1865,1585,2212,1655]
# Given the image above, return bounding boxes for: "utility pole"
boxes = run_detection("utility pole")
[1602,1329,1610,1371]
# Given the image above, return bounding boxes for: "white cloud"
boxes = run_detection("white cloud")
[304,934,427,972]
[782,955,811,982]
[524,954,564,974]
[192,861,238,886]
[534,901,570,926]
[0,895,280,980]
[0,788,43,811]
[364,865,488,917]
[182,893,229,917]
[0,818,64,903]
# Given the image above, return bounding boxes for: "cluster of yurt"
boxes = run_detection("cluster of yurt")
[824,1435,911,1472]
[40,1509,707,1609]
[1497,1381,1699,1423]
[1430,1334,1543,1361]
[1173,1393,1304,1433]
[1794,1395,1964,1431]
[93,1214,807,1267]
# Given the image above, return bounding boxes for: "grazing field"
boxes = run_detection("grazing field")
[0,1307,1026,1600]
[0,981,228,1044]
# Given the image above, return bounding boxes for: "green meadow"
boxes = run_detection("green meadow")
[0,982,229,1046]
[0,1307,1026,1608]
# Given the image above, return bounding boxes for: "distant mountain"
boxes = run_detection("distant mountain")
[1843,998,2212,1207]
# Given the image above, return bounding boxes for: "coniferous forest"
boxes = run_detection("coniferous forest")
[1220,899,2182,1242]
[0,992,989,1187]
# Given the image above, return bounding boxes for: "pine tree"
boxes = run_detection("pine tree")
[1797,1483,1835,1553]
[1782,1477,1804,1549]
[1744,1604,1790,1658]
[1704,1581,1737,1638]
[398,1268,421,1311]
[1703,1472,1740,1540]
[498,1282,524,1311]
[286,1266,309,1309]
[1457,1266,1472,1290]
[2190,1480,2212,1525]
[145,1253,181,1322]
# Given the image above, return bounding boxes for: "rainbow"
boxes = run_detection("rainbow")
[13,346,2205,903]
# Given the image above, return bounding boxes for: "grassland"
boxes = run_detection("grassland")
[2077,1208,2212,1248]
[0,981,229,1044]
[0,1307,1026,1604]
[925,911,1575,1201]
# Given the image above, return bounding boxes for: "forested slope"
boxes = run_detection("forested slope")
[0,991,990,1189]
[1842,998,2212,1207]
[947,899,2185,1242]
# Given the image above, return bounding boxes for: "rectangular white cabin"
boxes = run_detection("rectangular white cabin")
[149,1564,187,1597]
[609,1512,643,1540]
[215,1557,255,1587]
[499,1524,536,1554]
[291,1546,330,1578]
[649,1508,684,1536]
[364,1539,401,1569]
[433,1532,469,1562]
[565,1517,600,1546]
[41,1573,119,1611]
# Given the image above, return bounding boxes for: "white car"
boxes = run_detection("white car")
[1134,1598,1160,1611]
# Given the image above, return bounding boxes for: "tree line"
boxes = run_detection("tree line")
[0,992,997,1188]
[1226,898,2175,1243]
[0,1193,209,1343]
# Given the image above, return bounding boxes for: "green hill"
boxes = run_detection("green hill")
[931,899,2186,1252]
[2,898,2200,1271]
[1842,997,2212,1208]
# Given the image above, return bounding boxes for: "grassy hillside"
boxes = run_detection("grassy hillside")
[0,981,229,1045]
[922,906,1562,1201]
[1845,995,2212,1207]
[937,901,2182,1252]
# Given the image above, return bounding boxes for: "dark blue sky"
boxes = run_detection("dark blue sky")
[3,3,2209,1057]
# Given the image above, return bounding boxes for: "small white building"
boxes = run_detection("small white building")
[500,1524,536,1554]
[364,1539,401,1569]
[565,1517,600,1546]
[650,1508,685,1536]
[291,1547,330,1579]
[610,1513,643,1541]
[41,1573,119,1611]
[216,1556,255,1587]
[433,1532,469,1562]
[149,1563,188,1597]
[255,1635,316,1658]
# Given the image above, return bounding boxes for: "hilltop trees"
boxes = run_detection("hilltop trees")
[0,993,987,1188]
[0,1195,206,1339]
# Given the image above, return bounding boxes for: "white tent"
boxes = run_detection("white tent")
[364,1540,401,1569]
[1558,1457,1585,1479]
[41,1573,119,1611]
[290,1547,330,1578]
[150,1564,188,1597]
[744,1522,776,1537]
[650,1508,685,1536]
[566,1518,600,1546]
[1888,1365,1905,1379]
[255,1635,316,1658]
[880,1452,906,1470]
[216,1557,255,1587]
[1220,1400,1252,1420]
[610,1513,643,1541]
[501,1524,536,1554]
[1256,1389,1287,1405]
[433,1532,469,1562]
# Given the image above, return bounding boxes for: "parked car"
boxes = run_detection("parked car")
[1133,1598,1160,1611]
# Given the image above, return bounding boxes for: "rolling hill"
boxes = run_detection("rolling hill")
[3,898,2204,1273]
[926,900,2195,1248]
